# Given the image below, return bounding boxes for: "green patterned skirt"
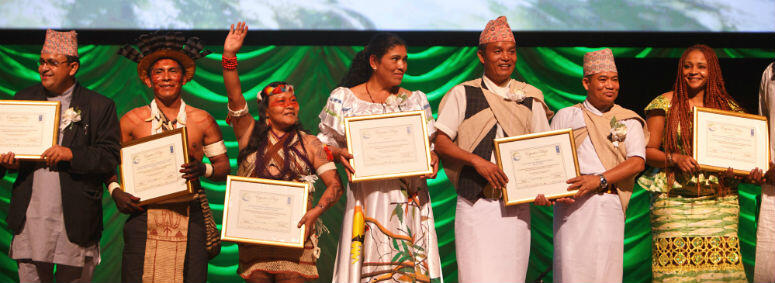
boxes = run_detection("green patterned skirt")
[651,193,747,282]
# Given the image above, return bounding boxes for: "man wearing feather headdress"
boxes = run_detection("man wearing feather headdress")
[106,32,230,283]
[0,29,121,283]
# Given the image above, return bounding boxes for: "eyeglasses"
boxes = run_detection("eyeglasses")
[262,84,294,96]
[37,58,69,68]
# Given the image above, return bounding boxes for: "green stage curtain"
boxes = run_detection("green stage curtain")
[0,44,772,283]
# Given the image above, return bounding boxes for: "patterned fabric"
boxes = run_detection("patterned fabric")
[142,203,190,283]
[583,48,617,76]
[254,131,313,182]
[479,16,515,44]
[650,194,746,282]
[41,29,78,56]
[638,94,747,282]
[318,87,442,283]
[236,131,320,279]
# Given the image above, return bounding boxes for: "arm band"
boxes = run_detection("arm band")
[316,162,336,176]
[108,181,120,195]
[204,140,227,158]
[227,103,249,118]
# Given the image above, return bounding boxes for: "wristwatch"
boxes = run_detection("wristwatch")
[597,174,608,189]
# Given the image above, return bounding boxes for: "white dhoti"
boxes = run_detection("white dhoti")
[455,196,531,283]
[756,183,775,283]
[553,193,624,283]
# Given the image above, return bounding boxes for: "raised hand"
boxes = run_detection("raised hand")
[224,22,248,57]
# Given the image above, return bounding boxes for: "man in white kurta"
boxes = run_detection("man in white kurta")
[435,16,552,282]
[550,48,646,283]
[755,61,775,283]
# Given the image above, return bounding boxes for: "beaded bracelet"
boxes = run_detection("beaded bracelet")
[222,57,238,70]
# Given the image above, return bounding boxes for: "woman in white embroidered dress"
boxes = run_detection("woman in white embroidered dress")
[318,33,443,282]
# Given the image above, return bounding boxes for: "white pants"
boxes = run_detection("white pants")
[455,196,531,283]
[553,193,624,283]
[17,257,96,283]
[756,183,775,283]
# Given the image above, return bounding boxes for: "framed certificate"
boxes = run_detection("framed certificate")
[0,100,60,159]
[494,128,581,205]
[119,127,193,205]
[221,175,309,248]
[693,106,770,175]
[344,110,433,182]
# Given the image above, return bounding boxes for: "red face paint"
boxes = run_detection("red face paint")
[268,94,298,108]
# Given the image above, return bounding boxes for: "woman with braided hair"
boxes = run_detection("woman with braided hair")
[222,22,344,282]
[637,44,764,282]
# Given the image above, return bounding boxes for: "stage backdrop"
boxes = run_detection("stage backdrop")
[0,44,772,283]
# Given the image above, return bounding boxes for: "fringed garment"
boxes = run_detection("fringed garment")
[236,130,322,280]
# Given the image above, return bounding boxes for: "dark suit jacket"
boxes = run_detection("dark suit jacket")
[2,82,120,247]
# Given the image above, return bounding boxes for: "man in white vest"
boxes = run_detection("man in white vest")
[549,48,647,282]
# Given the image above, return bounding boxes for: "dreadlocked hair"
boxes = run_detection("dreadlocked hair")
[664,44,739,157]
[237,81,306,164]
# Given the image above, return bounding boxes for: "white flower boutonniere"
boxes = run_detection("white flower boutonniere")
[385,93,409,108]
[506,89,526,102]
[609,116,627,147]
[61,107,82,131]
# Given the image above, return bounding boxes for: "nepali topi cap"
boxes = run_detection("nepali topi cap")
[479,16,516,45]
[41,29,78,57]
[583,48,618,76]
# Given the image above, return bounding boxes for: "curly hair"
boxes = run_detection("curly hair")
[664,44,739,156]
[338,33,406,88]
[237,81,305,164]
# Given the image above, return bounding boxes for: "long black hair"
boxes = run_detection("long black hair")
[338,33,407,88]
[237,81,305,164]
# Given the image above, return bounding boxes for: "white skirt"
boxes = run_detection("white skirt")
[455,196,531,283]
[553,193,624,283]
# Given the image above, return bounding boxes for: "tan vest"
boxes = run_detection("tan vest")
[572,103,649,213]
[439,78,552,192]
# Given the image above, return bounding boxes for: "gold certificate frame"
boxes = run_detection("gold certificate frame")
[344,110,433,182]
[119,127,193,205]
[494,128,581,206]
[221,175,309,248]
[0,100,60,159]
[692,106,770,175]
